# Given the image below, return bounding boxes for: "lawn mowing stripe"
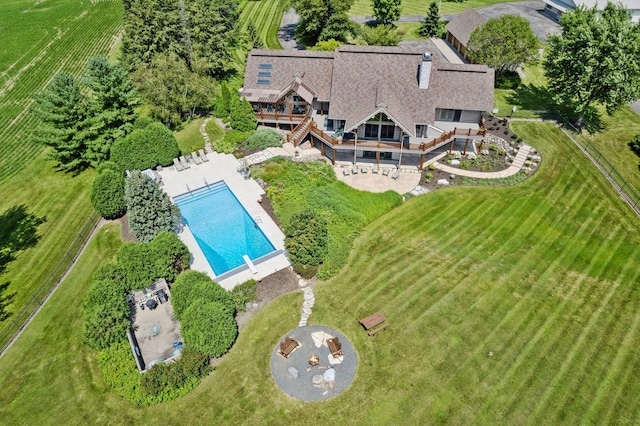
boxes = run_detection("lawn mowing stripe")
[581,269,640,423]
[522,236,628,419]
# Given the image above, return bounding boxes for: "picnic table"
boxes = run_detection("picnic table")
[359,312,386,330]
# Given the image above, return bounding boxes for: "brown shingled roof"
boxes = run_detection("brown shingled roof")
[445,8,488,47]
[241,44,494,137]
[242,49,334,102]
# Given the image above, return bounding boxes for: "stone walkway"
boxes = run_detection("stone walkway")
[431,143,533,179]
[299,279,314,327]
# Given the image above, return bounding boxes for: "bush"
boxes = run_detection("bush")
[82,299,130,350]
[428,163,436,170]
[171,271,235,319]
[292,263,319,279]
[181,301,237,358]
[110,122,180,171]
[90,167,126,219]
[230,97,257,132]
[243,129,283,150]
[460,161,470,170]
[629,134,640,156]
[229,279,257,312]
[214,130,251,154]
[140,349,210,398]
[285,210,329,266]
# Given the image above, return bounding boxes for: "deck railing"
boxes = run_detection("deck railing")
[287,119,311,146]
[418,127,485,151]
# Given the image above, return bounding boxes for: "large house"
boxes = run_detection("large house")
[542,0,640,22]
[445,8,488,63]
[240,45,494,170]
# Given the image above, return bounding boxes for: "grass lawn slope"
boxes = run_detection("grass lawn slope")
[2,122,640,424]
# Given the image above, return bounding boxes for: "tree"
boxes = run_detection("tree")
[544,2,640,123]
[361,24,402,46]
[125,171,181,242]
[110,122,180,171]
[309,39,343,51]
[372,0,402,24]
[83,57,141,166]
[90,163,127,219]
[230,97,257,132]
[246,22,264,49]
[418,1,442,38]
[293,0,356,45]
[467,15,539,77]
[215,82,232,119]
[171,270,235,319]
[284,210,329,266]
[32,72,91,172]
[131,53,217,127]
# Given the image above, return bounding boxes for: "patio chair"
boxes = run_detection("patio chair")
[361,166,368,173]
[327,337,344,358]
[382,168,390,176]
[352,165,358,174]
[192,152,202,165]
[372,165,379,174]
[173,158,184,172]
[179,156,190,169]
[343,167,350,176]
[185,154,193,164]
[199,148,209,162]
[391,170,400,179]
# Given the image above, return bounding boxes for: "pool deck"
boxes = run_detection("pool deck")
[157,152,290,290]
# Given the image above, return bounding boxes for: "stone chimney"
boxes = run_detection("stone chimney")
[419,52,432,90]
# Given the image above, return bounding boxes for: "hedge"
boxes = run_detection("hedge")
[110,122,180,171]
[181,301,237,358]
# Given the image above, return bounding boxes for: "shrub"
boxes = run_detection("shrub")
[361,24,401,46]
[460,161,470,170]
[171,271,235,319]
[467,152,477,160]
[140,349,210,398]
[453,151,462,159]
[243,129,283,150]
[495,70,522,89]
[428,163,436,170]
[214,130,251,154]
[229,279,257,312]
[481,149,490,156]
[181,301,237,358]
[292,263,319,279]
[149,232,191,282]
[90,167,126,219]
[629,134,640,156]
[285,210,329,266]
[425,172,434,180]
[82,299,130,350]
[110,122,180,171]
[125,171,181,242]
[490,143,498,151]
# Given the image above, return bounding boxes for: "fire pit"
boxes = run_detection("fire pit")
[308,354,319,366]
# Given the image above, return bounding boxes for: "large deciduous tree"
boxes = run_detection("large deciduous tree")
[372,0,402,24]
[418,1,442,38]
[131,53,217,127]
[544,2,640,123]
[467,15,539,77]
[293,0,356,45]
[125,171,181,242]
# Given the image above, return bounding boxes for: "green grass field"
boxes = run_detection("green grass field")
[3,122,640,423]
[0,0,121,346]
[350,0,528,16]
[0,0,123,184]
[174,118,225,155]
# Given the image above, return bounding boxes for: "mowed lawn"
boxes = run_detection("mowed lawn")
[0,0,121,345]
[3,121,640,424]
[350,0,529,16]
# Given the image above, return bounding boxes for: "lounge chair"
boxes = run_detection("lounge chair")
[361,166,368,173]
[199,148,209,162]
[173,158,184,172]
[278,337,299,359]
[192,152,202,165]
[391,170,400,179]
[372,165,379,174]
[327,337,344,358]
[382,168,390,176]
[343,167,350,176]
[352,165,358,174]
[179,156,190,169]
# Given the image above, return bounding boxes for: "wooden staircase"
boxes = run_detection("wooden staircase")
[286,119,311,147]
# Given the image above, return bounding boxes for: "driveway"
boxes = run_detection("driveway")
[446,1,561,41]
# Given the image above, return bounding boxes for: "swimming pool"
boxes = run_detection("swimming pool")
[174,182,275,276]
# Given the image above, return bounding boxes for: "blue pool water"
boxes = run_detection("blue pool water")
[174,182,275,276]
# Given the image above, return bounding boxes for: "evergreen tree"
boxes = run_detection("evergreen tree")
[90,163,127,219]
[32,72,92,172]
[418,2,442,38]
[125,171,181,242]
[215,82,232,119]
[230,97,257,132]
[361,24,402,46]
[246,22,264,49]
[83,57,141,166]
[372,0,402,24]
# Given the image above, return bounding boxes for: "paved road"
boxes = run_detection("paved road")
[351,1,561,42]
[631,100,640,115]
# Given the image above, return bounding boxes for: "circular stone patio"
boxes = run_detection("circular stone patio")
[270,325,357,402]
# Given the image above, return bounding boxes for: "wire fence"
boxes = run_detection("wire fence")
[556,116,640,217]
[0,212,100,355]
